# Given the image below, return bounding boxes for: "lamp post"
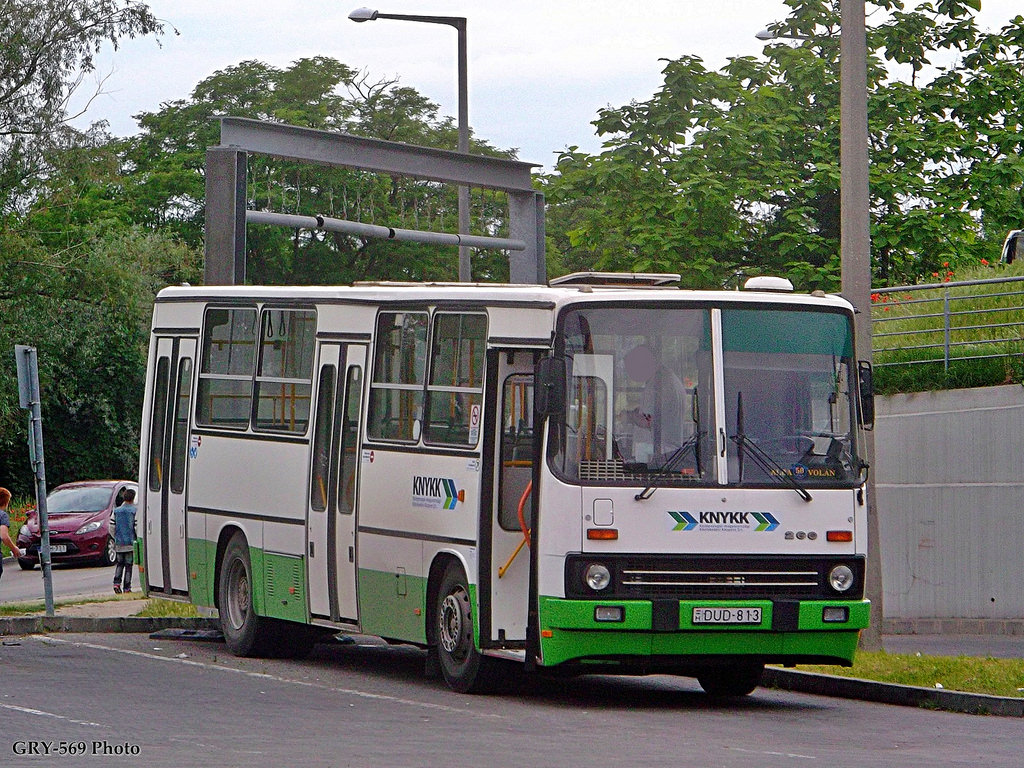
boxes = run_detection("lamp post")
[759,3,882,650]
[349,7,472,282]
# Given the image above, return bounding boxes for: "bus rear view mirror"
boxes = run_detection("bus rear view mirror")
[534,357,566,417]
[857,360,875,430]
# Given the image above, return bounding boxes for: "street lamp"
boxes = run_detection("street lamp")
[755,29,810,41]
[348,7,472,282]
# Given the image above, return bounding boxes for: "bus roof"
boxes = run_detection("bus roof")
[154,281,857,313]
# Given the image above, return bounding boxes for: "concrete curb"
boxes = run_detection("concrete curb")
[763,667,1024,717]
[0,616,218,635]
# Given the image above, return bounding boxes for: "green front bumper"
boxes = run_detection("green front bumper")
[538,597,870,668]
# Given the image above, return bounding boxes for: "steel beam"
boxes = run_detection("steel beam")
[218,117,536,192]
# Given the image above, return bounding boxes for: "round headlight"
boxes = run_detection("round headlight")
[584,563,611,592]
[828,564,855,593]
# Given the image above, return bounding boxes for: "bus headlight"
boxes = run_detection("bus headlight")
[828,564,855,593]
[584,563,612,592]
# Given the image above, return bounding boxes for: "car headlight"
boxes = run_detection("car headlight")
[584,563,612,592]
[828,564,855,593]
[75,521,104,535]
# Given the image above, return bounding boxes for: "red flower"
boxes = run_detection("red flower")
[981,258,990,266]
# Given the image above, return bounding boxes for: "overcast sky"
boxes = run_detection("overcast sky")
[74,1,1023,170]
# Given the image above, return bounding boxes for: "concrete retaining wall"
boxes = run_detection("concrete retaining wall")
[875,384,1024,622]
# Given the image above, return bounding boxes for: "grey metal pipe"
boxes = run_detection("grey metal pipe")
[246,210,525,252]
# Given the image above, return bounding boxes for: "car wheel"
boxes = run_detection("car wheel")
[18,558,35,571]
[99,536,117,567]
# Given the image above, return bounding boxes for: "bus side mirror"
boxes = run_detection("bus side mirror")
[857,360,875,430]
[534,357,566,417]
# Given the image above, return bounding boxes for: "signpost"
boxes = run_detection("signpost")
[14,345,55,617]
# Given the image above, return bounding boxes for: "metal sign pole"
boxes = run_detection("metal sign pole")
[14,345,55,616]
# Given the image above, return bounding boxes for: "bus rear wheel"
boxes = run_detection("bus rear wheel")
[219,532,274,657]
[433,562,499,693]
[697,663,764,698]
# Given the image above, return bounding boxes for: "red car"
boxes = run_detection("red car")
[16,480,138,570]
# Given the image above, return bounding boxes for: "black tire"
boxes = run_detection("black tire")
[697,664,764,698]
[99,536,117,567]
[433,561,500,693]
[218,532,274,657]
[267,620,322,660]
[18,558,35,571]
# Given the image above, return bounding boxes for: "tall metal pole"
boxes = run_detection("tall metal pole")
[349,9,472,281]
[839,0,882,650]
[455,18,471,282]
[14,346,55,616]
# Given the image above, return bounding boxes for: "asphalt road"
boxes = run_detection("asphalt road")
[0,632,1019,768]
[0,558,126,604]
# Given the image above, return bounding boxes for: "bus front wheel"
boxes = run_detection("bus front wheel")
[219,532,274,657]
[697,664,764,698]
[433,562,499,693]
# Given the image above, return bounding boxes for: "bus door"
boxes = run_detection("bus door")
[485,349,538,646]
[307,343,365,623]
[143,336,195,595]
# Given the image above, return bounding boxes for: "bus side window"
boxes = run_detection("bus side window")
[369,311,427,442]
[425,312,486,447]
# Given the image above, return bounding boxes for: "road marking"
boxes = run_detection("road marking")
[39,636,506,720]
[729,746,817,760]
[0,702,107,728]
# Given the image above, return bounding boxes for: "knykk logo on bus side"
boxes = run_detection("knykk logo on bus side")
[412,476,465,510]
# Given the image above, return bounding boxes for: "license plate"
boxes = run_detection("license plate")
[692,607,762,625]
[48,544,67,554]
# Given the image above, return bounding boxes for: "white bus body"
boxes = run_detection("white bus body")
[139,278,871,694]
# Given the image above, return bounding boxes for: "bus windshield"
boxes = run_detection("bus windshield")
[721,308,860,488]
[548,304,862,489]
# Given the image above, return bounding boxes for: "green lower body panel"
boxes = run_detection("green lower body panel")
[260,550,307,623]
[538,597,870,668]
[134,538,148,594]
[357,568,427,644]
[187,537,213,607]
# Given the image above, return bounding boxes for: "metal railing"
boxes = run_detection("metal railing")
[870,275,1024,369]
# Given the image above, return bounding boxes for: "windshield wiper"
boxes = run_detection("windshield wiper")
[635,431,702,500]
[732,392,812,502]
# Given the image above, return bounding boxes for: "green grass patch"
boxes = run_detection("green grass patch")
[134,598,199,618]
[792,651,1024,698]
[871,262,1024,393]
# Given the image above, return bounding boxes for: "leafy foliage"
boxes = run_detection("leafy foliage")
[120,58,522,284]
[542,0,1024,290]
[0,0,163,214]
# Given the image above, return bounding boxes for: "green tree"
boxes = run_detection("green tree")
[0,222,200,498]
[542,0,1024,289]
[120,57,520,285]
[0,0,163,213]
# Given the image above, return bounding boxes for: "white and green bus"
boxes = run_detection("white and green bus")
[138,273,873,695]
